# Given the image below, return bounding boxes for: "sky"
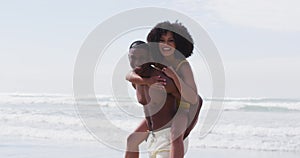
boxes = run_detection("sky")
[1,0,299,98]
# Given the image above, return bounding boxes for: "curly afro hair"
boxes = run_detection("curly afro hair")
[147,21,194,61]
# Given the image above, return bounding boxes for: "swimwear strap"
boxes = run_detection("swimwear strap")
[179,101,190,109]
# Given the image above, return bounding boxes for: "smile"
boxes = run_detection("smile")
[162,47,171,51]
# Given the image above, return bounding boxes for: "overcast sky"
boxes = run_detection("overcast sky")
[1,0,299,98]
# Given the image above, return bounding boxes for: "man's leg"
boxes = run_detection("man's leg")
[125,119,149,158]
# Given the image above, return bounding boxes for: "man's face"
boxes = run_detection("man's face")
[128,48,149,68]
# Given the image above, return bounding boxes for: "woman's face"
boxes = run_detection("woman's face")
[158,31,176,57]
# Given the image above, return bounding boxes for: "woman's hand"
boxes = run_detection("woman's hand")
[144,75,166,87]
[161,66,177,79]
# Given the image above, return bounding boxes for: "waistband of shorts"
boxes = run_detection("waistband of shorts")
[148,127,171,136]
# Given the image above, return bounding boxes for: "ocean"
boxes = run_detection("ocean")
[0,93,299,153]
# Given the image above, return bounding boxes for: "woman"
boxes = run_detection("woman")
[146,21,201,158]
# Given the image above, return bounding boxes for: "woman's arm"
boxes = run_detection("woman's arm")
[162,62,198,105]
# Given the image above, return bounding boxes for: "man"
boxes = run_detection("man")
[125,41,201,158]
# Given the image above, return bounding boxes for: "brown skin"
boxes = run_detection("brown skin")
[158,32,194,158]
[140,63,180,131]
[153,31,202,158]
[126,46,202,158]
[127,48,180,131]
[125,48,179,158]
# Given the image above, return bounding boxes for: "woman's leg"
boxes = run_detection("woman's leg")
[170,109,189,158]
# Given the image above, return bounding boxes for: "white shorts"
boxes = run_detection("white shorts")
[147,128,189,158]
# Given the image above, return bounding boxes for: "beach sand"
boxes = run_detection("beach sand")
[1,137,299,158]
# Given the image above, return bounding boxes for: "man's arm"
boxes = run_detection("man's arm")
[126,70,166,86]
[126,70,148,85]
[135,85,147,105]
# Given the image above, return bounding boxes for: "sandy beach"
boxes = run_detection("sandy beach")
[1,136,299,158]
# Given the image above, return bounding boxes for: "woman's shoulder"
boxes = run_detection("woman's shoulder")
[175,59,189,72]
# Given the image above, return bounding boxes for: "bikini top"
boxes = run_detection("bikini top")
[175,59,191,109]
